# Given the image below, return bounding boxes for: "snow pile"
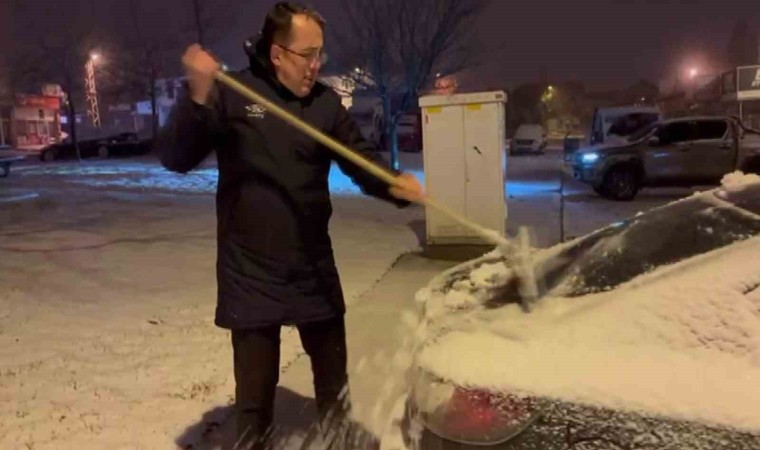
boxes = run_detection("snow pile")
[416,236,760,432]
[419,257,513,320]
[721,171,760,192]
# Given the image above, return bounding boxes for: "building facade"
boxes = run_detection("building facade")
[658,65,760,128]
[7,94,62,150]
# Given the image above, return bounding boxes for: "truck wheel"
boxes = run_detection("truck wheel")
[593,185,610,198]
[41,149,55,162]
[742,156,760,175]
[98,145,110,158]
[601,166,640,201]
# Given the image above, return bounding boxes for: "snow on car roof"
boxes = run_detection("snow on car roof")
[415,187,760,433]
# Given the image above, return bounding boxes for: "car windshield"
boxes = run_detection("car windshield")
[626,122,659,142]
[480,185,760,307]
[609,113,660,138]
[515,125,542,138]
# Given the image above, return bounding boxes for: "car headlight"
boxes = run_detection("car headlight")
[581,152,601,163]
[407,370,543,445]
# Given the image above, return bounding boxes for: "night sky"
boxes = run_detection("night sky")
[3,0,760,90]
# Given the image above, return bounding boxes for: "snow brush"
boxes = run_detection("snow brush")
[213,71,541,311]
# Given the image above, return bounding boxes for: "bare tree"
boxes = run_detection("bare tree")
[185,0,236,48]
[728,19,759,68]
[333,0,486,169]
[117,0,181,139]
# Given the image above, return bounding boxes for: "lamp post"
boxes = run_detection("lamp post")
[85,52,101,127]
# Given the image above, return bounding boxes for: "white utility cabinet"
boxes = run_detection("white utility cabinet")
[419,91,507,245]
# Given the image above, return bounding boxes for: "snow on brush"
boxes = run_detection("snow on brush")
[416,236,760,433]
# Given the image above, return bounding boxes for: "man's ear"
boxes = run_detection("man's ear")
[270,44,282,68]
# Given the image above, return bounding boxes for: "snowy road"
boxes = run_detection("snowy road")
[0,150,703,449]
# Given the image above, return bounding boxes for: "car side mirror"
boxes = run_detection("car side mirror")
[648,136,660,146]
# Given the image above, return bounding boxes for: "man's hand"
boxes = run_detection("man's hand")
[182,44,221,105]
[389,172,425,203]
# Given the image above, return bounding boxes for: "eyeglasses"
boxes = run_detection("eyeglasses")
[276,44,328,65]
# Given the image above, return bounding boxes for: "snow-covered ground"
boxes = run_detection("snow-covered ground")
[0,150,710,449]
[0,155,423,450]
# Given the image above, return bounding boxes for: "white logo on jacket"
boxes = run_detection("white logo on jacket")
[246,103,266,119]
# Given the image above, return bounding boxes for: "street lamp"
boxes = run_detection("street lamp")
[85,52,101,127]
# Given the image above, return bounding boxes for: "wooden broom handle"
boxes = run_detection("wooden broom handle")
[214,71,511,249]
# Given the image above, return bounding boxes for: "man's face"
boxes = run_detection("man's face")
[271,14,324,98]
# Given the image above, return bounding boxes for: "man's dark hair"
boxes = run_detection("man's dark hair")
[253,2,326,60]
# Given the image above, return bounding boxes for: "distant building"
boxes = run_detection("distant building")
[657,65,760,128]
[318,73,357,109]
[0,91,64,151]
[12,94,62,149]
[134,77,186,129]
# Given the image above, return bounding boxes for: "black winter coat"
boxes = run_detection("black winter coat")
[158,54,407,329]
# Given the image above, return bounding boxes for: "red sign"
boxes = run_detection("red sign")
[15,94,61,110]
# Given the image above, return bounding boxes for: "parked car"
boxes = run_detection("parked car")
[569,116,760,200]
[39,133,153,162]
[510,124,547,155]
[38,137,103,162]
[589,106,662,145]
[99,134,153,158]
[404,180,760,450]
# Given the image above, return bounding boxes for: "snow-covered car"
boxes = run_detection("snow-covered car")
[510,124,547,155]
[403,174,760,450]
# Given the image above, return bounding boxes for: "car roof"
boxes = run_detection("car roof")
[660,116,731,124]
[597,106,660,114]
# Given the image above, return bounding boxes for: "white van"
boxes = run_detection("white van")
[590,106,662,145]
[510,124,547,154]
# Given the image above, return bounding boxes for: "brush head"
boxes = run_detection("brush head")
[514,226,540,312]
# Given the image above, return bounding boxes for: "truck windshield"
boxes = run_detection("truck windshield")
[627,123,658,142]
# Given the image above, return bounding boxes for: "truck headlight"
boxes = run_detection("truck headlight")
[581,152,601,163]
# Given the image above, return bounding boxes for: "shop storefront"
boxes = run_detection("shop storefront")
[12,94,62,150]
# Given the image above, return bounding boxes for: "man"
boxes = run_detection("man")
[158,2,423,449]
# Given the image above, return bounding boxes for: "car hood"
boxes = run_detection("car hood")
[413,231,760,433]
[411,182,760,432]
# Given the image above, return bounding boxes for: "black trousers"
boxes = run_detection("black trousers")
[231,316,349,450]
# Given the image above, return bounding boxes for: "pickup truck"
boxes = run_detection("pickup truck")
[567,116,760,200]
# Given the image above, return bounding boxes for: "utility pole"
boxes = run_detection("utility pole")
[84,53,101,127]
